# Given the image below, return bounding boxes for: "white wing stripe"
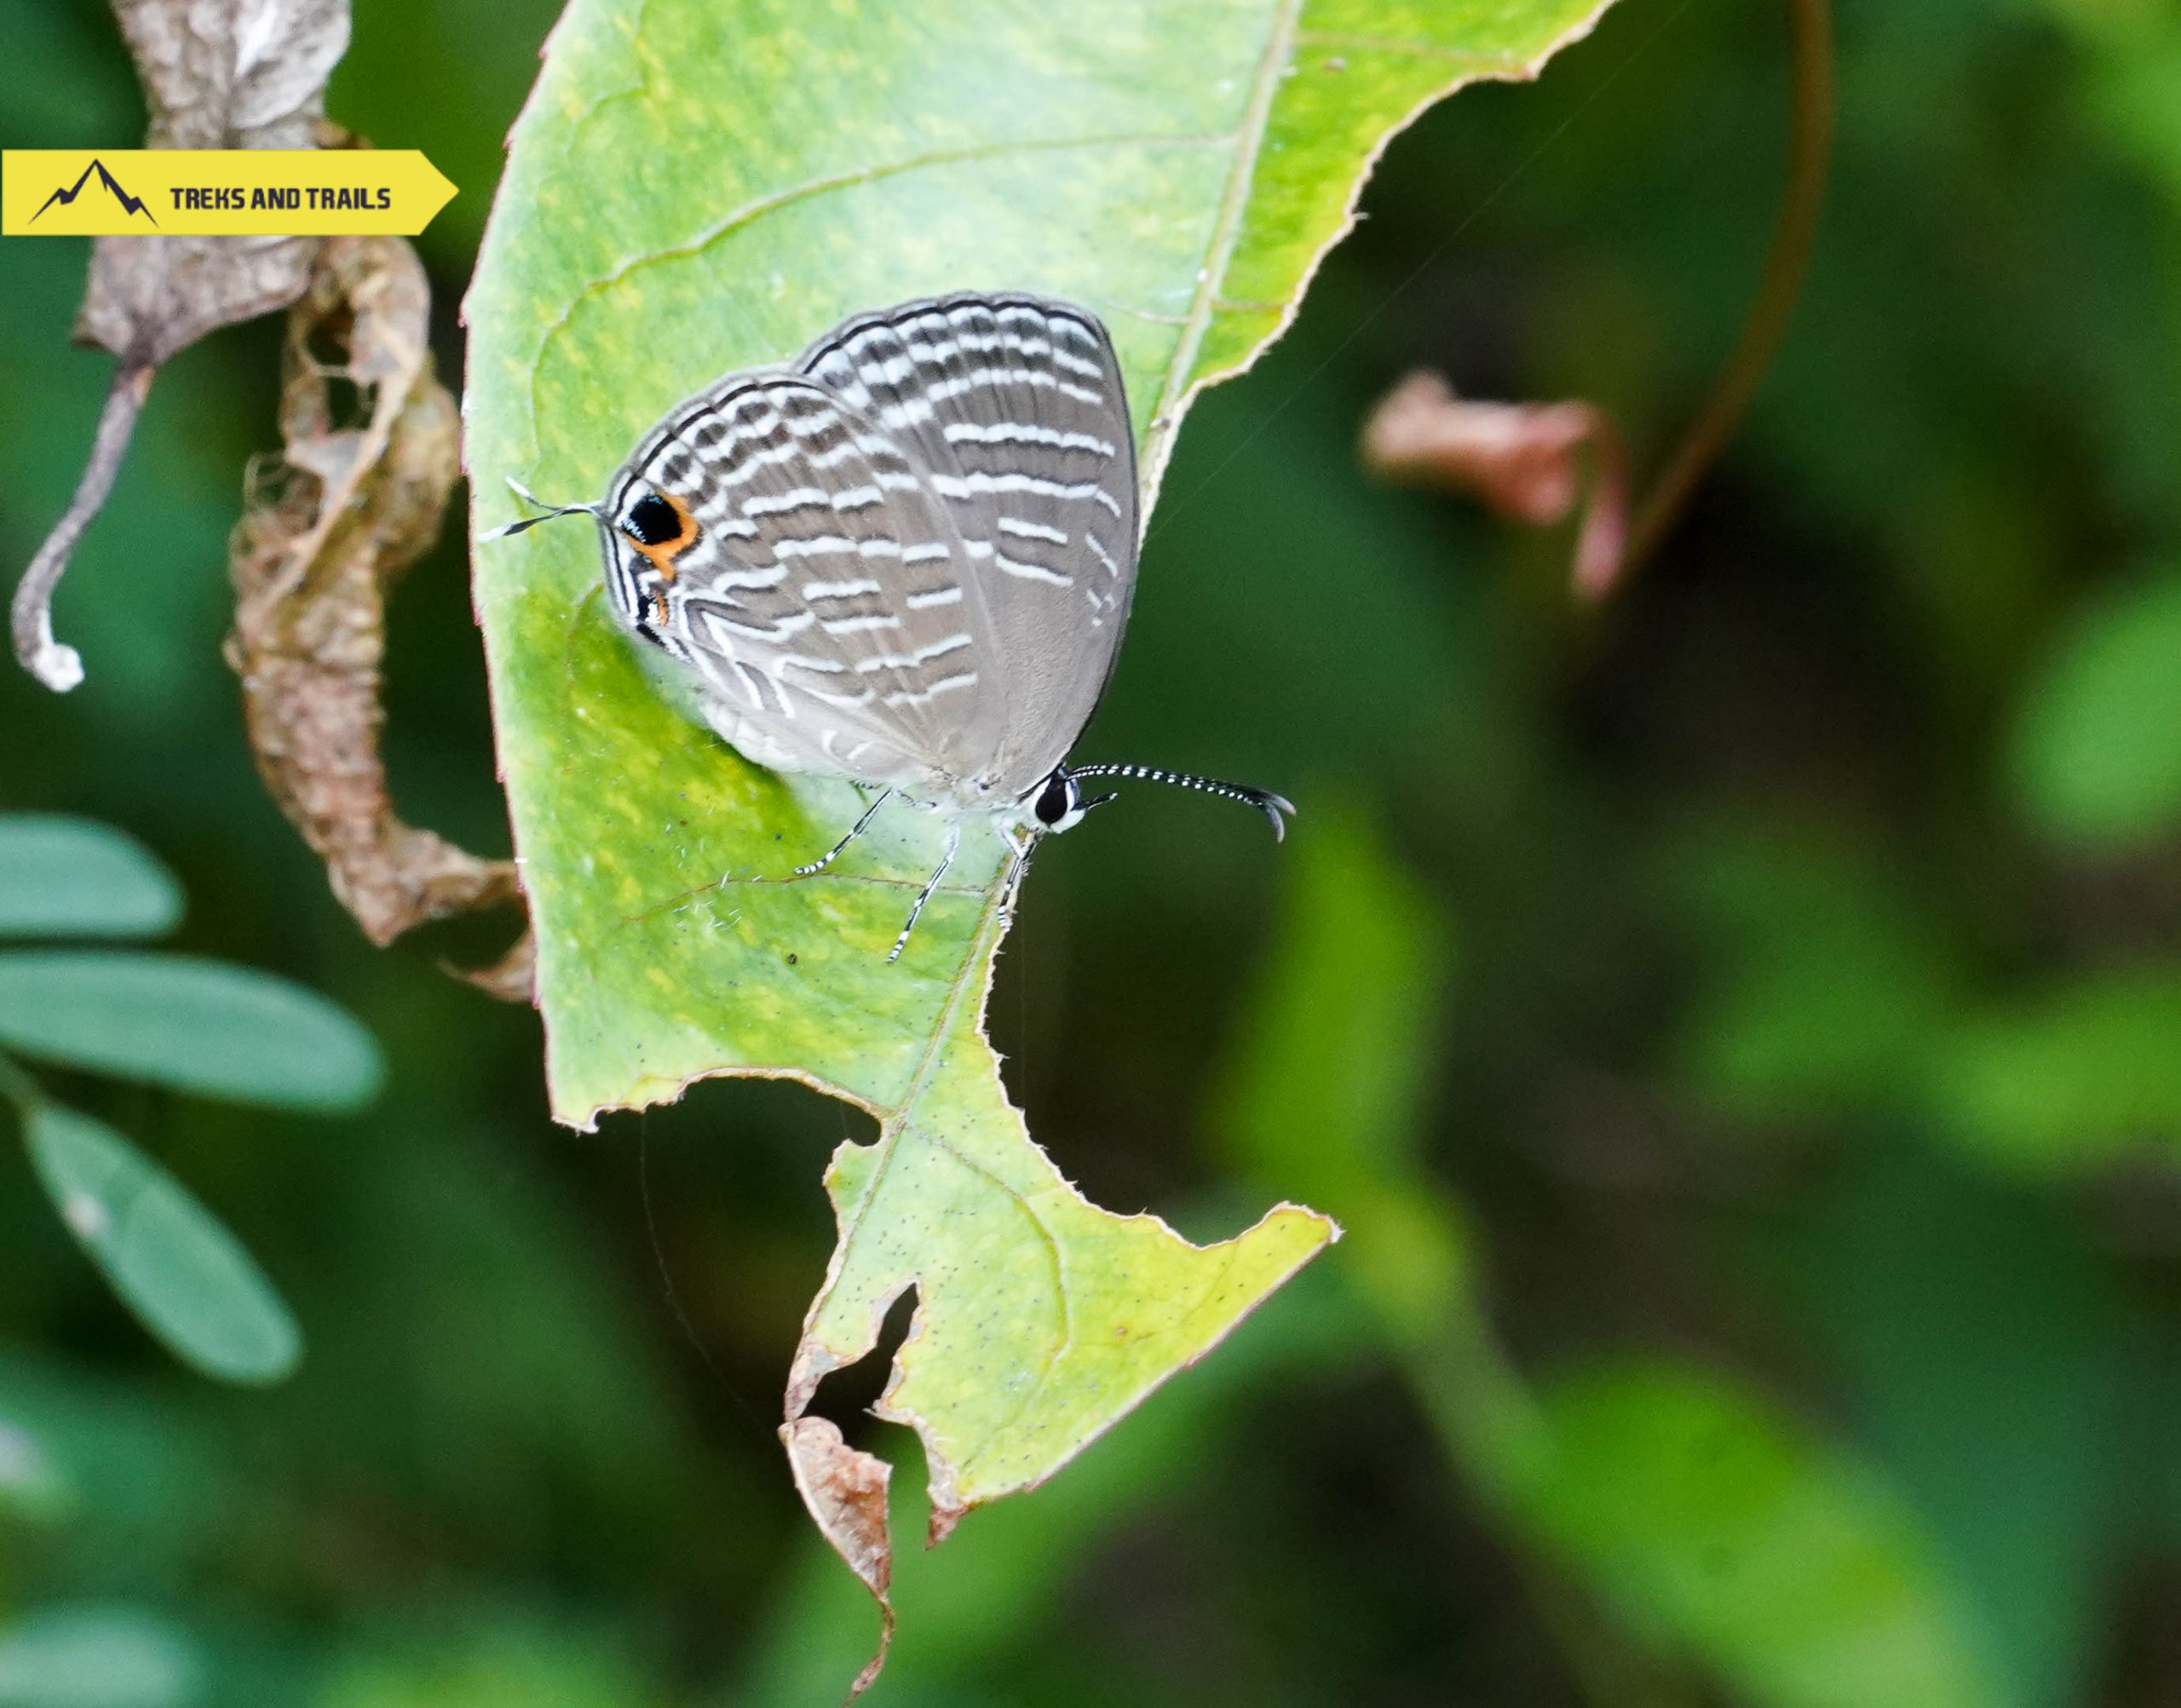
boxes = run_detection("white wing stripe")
[741,486,831,517]
[943,420,1116,457]
[853,635,971,673]
[774,653,849,676]
[772,536,864,559]
[929,470,1105,502]
[994,552,1073,587]
[880,671,976,708]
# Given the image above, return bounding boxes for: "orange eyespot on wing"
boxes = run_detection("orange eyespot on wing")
[624,491,699,579]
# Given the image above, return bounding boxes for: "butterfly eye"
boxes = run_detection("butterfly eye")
[622,493,681,546]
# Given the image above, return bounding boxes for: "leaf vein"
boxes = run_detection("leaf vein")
[1146,0,1307,479]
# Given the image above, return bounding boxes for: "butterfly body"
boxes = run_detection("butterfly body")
[492,290,1288,958]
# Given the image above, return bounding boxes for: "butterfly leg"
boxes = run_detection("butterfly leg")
[994,826,1034,934]
[795,789,892,877]
[887,818,961,963]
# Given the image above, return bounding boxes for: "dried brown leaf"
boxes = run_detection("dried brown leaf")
[227,233,523,976]
[781,1418,895,1695]
[14,0,351,691]
[444,929,537,1006]
[1361,370,1630,599]
[80,0,349,365]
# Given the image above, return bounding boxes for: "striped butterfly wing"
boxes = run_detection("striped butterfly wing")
[797,293,1140,798]
[604,372,1013,798]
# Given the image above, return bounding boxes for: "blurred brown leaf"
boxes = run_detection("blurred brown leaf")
[227,233,525,984]
[14,0,350,691]
[80,0,349,366]
[1361,371,1630,599]
[446,927,536,1005]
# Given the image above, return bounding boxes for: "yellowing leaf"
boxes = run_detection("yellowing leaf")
[463,0,1611,1683]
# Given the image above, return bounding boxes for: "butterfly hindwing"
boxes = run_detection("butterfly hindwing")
[797,293,1140,796]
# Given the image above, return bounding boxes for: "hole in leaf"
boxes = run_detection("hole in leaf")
[302,315,350,369]
[321,374,377,433]
[808,1285,919,1435]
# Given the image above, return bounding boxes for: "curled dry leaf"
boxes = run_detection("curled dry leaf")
[781,1418,895,1695]
[227,233,523,974]
[13,0,351,691]
[444,926,537,1005]
[1361,370,1630,599]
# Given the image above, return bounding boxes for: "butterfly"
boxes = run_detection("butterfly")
[490,290,1290,959]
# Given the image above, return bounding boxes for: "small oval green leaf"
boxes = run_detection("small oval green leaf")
[26,1104,302,1385]
[0,952,383,1112]
[0,817,181,942]
[2011,569,2181,847]
[0,1605,202,1708]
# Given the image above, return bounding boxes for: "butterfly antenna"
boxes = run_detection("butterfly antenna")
[481,477,601,540]
[1065,764,1295,841]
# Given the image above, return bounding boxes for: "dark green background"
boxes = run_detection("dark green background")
[5,0,2180,1701]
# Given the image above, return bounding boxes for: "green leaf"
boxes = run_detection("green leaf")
[24,1104,302,1385]
[2010,567,2181,848]
[1213,802,1472,1340]
[0,1352,236,1574]
[0,1606,203,1708]
[0,818,181,942]
[315,1624,655,1708]
[1919,967,2181,1173]
[780,899,1332,1616]
[465,0,1618,1121]
[1792,1147,2132,1708]
[0,952,383,1113]
[1517,1363,1996,1708]
[740,1268,1360,1699]
[1654,818,1960,1120]
[1215,811,1997,1708]
[463,0,1608,1671]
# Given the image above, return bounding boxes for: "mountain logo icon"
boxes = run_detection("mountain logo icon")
[32,158,158,227]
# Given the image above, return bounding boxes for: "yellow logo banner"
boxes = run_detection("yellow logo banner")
[2,151,457,237]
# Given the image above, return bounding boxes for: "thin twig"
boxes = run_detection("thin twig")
[11,362,155,692]
[1623,0,1835,569]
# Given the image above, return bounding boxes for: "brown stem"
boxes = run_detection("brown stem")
[11,361,156,692]
[1624,0,1835,569]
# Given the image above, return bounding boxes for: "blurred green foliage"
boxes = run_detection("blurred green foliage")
[6,0,2181,1702]
[0,816,381,1390]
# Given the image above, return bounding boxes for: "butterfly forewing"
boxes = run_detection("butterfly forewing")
[797,294,1140,797]
[608,373,1012,796]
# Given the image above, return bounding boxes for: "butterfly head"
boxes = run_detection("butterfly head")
[1026,768,1115,836]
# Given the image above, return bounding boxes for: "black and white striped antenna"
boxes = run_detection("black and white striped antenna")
[1064,764,1293,840]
